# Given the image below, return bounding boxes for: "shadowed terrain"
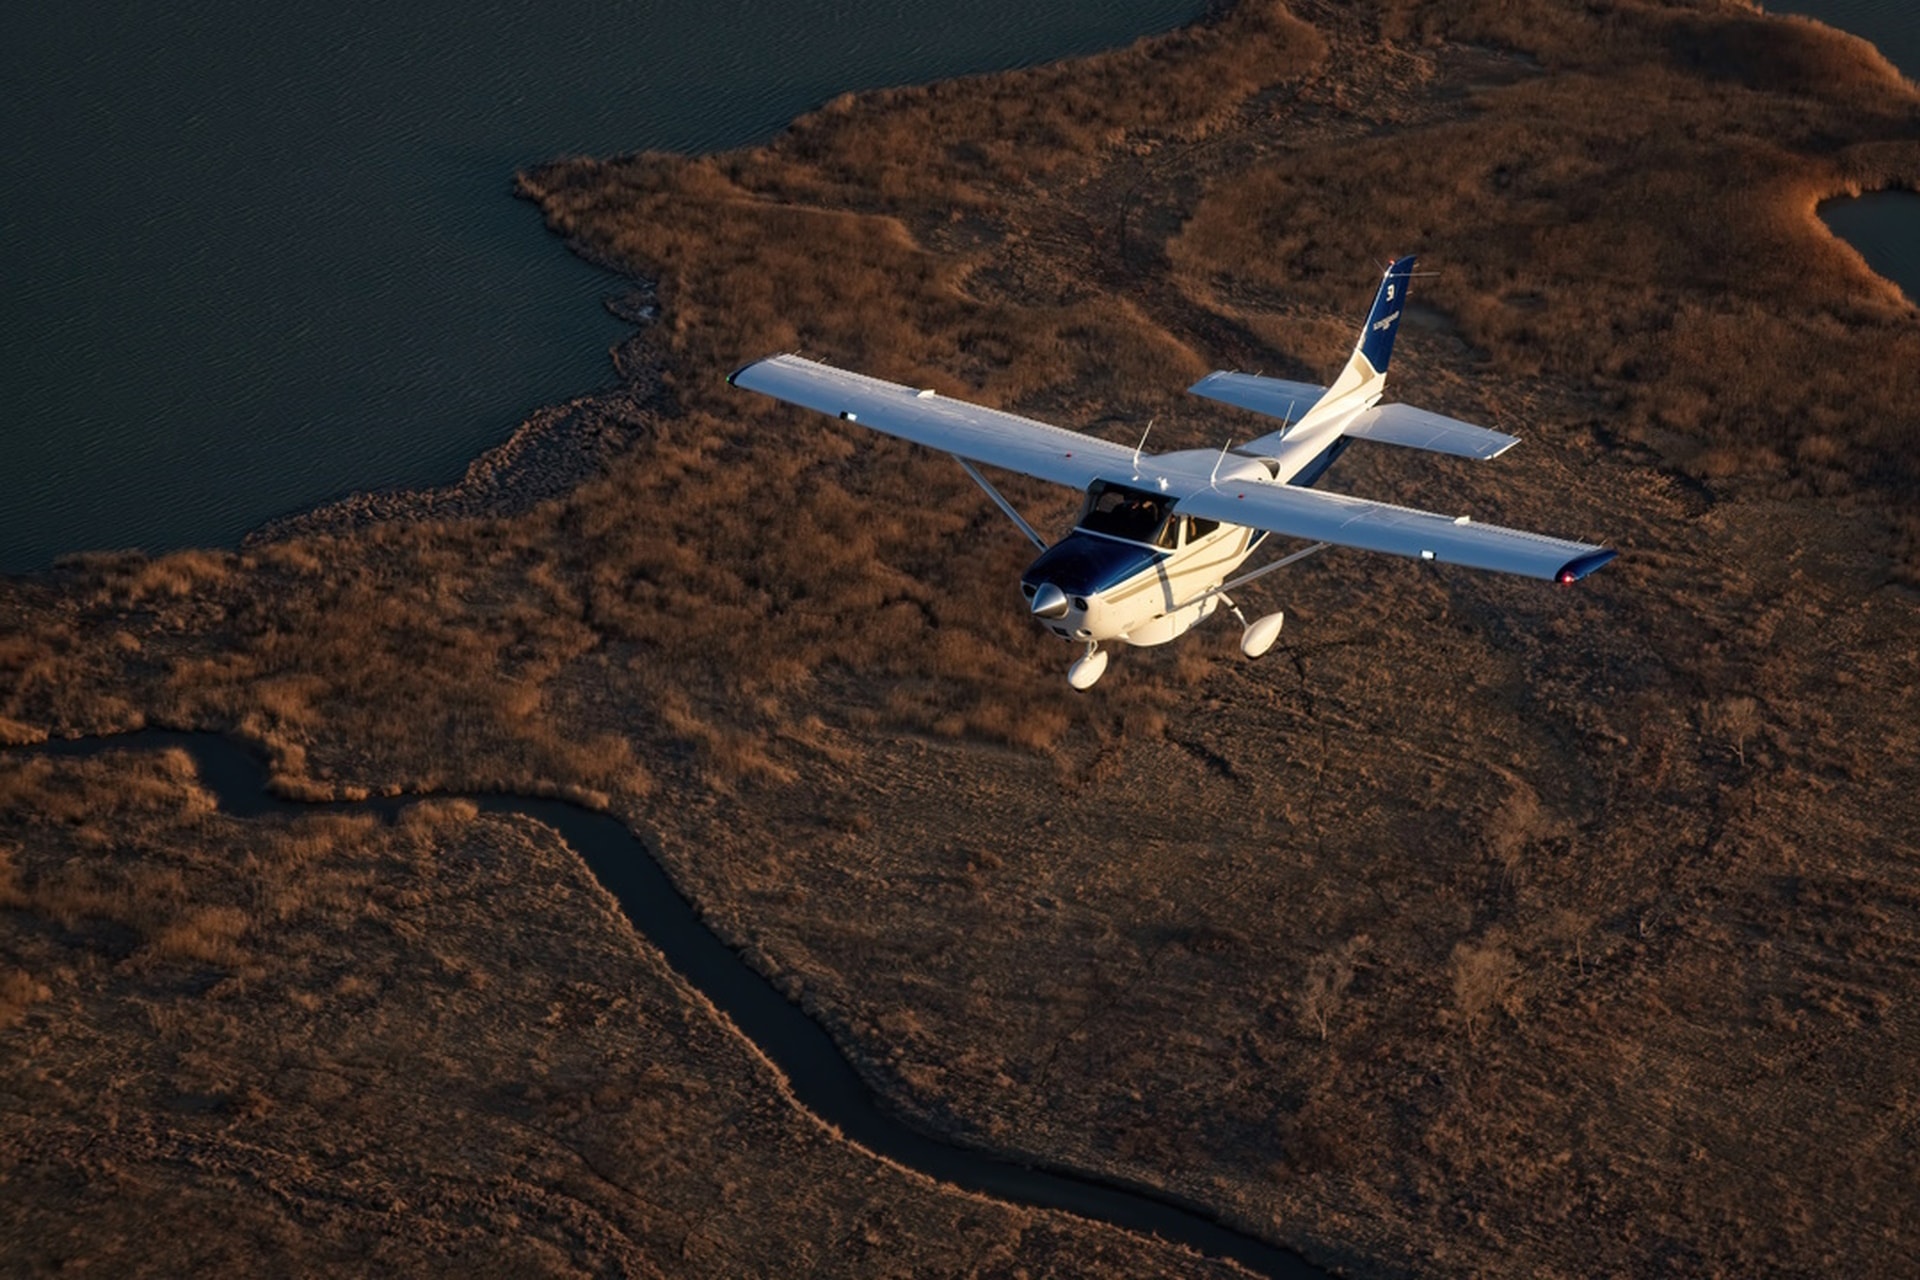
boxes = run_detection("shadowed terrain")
[5,0,1920,1275]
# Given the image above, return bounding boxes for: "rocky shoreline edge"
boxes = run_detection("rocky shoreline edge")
[244,283,662,547]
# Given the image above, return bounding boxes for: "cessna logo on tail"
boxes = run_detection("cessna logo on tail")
[1372,309,1401,332]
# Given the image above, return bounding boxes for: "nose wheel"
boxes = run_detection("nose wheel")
[1067,643,1109,691]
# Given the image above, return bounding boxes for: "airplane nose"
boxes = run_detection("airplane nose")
[1029,582,1069,620]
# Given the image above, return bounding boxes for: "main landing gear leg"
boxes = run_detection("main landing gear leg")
[1067,642,1109,691]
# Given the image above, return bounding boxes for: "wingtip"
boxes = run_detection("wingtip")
[1554,548,1618,584]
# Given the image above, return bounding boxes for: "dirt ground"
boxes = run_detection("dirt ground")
[5,0,1920,1275]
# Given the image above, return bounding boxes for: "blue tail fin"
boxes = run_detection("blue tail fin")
[1302,254,1419,417]
[1358,254,1418,375]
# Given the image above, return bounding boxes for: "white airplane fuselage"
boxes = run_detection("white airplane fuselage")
[729,252,1617,689]
[1019,420,1361,647]
[1020,515,1259,647]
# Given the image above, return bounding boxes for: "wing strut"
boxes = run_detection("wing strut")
[954,457,1047,551]
[1172,541,1332,611]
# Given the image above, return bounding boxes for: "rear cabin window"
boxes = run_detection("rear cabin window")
[1078,483,1171,545]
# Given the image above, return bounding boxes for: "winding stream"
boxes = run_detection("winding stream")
[15,730,1321,1279]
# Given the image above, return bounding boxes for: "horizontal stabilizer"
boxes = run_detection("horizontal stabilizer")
[1342,403,1519,461]
[1187,371,1326,424]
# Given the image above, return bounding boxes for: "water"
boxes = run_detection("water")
[1764,2,1920,303]
[1,1,1201,572]
[1762,3,1920,305]
[7,3,1913,574]
[1768,0,1918,79]
[1823,190,1920,303]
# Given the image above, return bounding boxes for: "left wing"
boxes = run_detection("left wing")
[729,354,1134,489]
[1175,480,1615,582]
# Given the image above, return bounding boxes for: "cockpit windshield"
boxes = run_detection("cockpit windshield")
[1077,481,1174,546]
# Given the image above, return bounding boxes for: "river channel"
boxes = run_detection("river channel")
[15,730,1322,1279]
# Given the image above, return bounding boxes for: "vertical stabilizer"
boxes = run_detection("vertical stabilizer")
[1302,254,1418,422]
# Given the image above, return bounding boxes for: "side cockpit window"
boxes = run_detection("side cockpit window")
[1079,481,1171,545]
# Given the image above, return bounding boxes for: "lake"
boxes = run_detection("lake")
[1,0,1201,572]
[1763,1,1920,306]
[3,1,1911,573]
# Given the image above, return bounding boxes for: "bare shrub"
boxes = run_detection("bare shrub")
[1704,695,1763,767]
[398,798,481,833]
[1485,783,1544,887]
[151,905,251,967]
[1298,935,1368,1041]
[0,968,49,1028]
[1449,939,1522,1046]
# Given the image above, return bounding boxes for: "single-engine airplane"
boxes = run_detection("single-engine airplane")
[729,255,1614,689]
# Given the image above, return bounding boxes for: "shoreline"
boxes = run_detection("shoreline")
[13,5,1905,574]
[6,1,1920,1275]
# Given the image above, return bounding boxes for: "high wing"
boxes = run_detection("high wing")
[728,354,1133,489]
[1174,480,1615,582]
[730,352,1615,583]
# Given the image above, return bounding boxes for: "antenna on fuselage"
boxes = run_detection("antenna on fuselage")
[1132,418,1155,480]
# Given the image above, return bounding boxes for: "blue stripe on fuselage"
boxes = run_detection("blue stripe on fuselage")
[1022,532,1165,596]
[1288,436,1351,488]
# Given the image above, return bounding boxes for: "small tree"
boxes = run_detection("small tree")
[1705,695,1763,767]
[1449,940,1521,1046]
[1298,936,1367,1041]
[1546,906,1598,977]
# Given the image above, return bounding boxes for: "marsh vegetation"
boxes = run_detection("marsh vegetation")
[5,0,1920,1275]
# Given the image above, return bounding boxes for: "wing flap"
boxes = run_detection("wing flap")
[1343,403,1519,460]
[1176,481,1612,581]
[730,354,1133,488]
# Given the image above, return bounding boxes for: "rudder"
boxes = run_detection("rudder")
[1358,254,1417,375]
[1308,254,1418,414]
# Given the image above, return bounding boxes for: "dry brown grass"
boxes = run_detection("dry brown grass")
[1170,9,1920,531]
[3,0,1920,1275]
[0,748,1235,1278]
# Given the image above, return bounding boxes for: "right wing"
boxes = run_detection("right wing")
[730,354,1134,489]
[1175,479,1615,582]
